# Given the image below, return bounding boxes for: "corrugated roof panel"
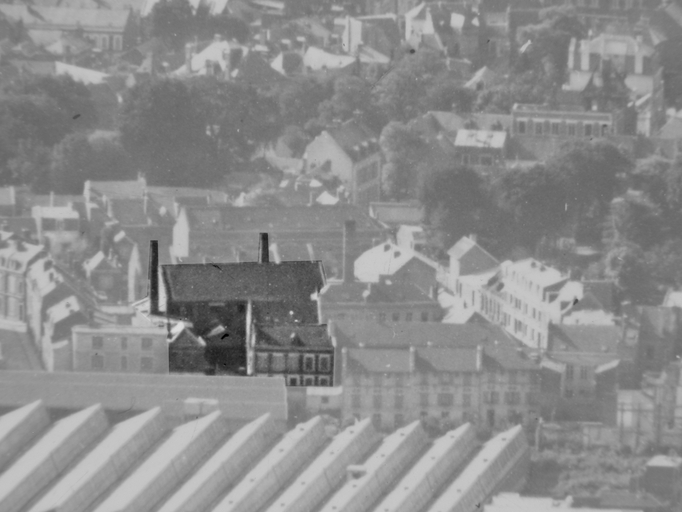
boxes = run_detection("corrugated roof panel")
[94,410,229,512]
[29,407,167,512]
[267,418,378,512]
[0,404,109,512]
[211,416,327,512]
[157,413,279,512]
[375,423,478,512]
[320,420,429,512]
[0,401,50,474]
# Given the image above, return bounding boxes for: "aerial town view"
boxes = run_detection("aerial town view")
[0,0,682,510]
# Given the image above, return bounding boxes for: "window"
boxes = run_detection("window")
[304,377,315,386]
[602,124,609,136]
[120,356,128,371]
[321,396,330,404]
[91,354,104,370]
[463,394,472,407]
[485,391,499,404]
[437,393,454,407]
[319,376,330,386]
[505,391,521,405]
[395,391,404,409]
[584,123,593,137]
[566,365,574,381]
[463,373,472,386]
[481,155,493,166]
[378,312,386,323]
[141,357,153,372]
[405,312,413,322]
[551,122,560,135]
[419,393,429,407]
[271,353,286,372]
[535,122,543,135]
[319,355,330,372]
[141,338,153,350]
[509,370,518,385]
[92,336,104,350]
[287,354,300,372]
[580,366,589,380]
[304,355,315,372]
[120,337,128,350]
[392,312,400,321]
[421,311,429,322]
[288,376,299,386]
[518,120,526,134]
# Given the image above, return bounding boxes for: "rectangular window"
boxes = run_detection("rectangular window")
[378,312,386,323]
[491,391,499,404]
[406,312,413,322]
[141,357,153,372]
[91,354,104,370]
[551,122,560,135]
[601,124,609,136]
[517,120,526,134]
[120,337,128,350]
[580,366,589,379]
[373,391,383,409]
[566,365,574,380]
[141,338,153,350]
[303,355,315,372]
[319,355,330,372]
[113,35,123,51]
[92,336,104,350]
[481,155,493,166]
[271,353,286,372]
[584,124,593,137]
[395,391,404,409]
[437,393,454,407]
[304,377,315,386]
[535,122,543,135]
[463,373,472,386]
[421,311,429,322]
[287,354,300,372]
[120,356,128,371]
[318,376,330,386]
[392,312,400,321]
[288,376,299,386]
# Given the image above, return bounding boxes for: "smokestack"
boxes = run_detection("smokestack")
[342,220,356,284]
[258,233,269,263]
[148,240,159,314]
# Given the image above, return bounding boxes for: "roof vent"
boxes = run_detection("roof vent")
[394,251,401,258]
[384,244,391,251]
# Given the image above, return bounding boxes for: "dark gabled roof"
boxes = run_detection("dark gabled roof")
[182,204,385,234]
[583,280,617,313]
[416,346,479,372]
[320,281,438,305]
[548,324,623,355]
[325,120,380,162]
[256,325,332,348]
[331,319,516,349]
[569,292,606,312]
[483,343,538,371]
[161,261,326,304]
[235,50,290,89]
[347,348,411,373]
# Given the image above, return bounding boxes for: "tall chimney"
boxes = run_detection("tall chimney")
[342,220,356,284]
[148,240,159,314]
[258,233,269,263]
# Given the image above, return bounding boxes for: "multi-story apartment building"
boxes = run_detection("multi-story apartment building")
[304,120,382,206]
[0,237,47,332]
[340,342,540,431]
[71,324,169,374]
[511,103,622,140]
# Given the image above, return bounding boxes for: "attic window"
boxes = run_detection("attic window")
[384,244,391,251]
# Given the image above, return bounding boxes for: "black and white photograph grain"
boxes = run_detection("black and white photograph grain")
[0,0,681,510]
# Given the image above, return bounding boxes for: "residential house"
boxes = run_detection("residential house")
[453,129,508,170]
[543,324,622,422]
[338,325,540,431]
[71,323,169,374]
[41,294,88,371]
[83,251,126,303]
[171,204,386,278]
[305,119,382,206]
[168,322,208,374]
[0,237,47,332]
[396,225,427,253]
[153,236,335,385]
[447,235,500,297]
[368,202,423,228]
[354,241,440,294]
[569,0,661,30]
[0,5,135,51]
[31,205,82,258]
[342,14,402,59]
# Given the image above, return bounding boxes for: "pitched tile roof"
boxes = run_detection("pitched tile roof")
[325,120,380,161]
[161,261,326,304]
[454,129,507,149]
[256,325,332,348]
[347,348,411,373]
[320,280,437,305]
[549,324,622,355]
[354,242,438,283]
[416,346,479,372]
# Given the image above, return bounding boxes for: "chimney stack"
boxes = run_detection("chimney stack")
[258,233,269,263]
[342,220,356,284]
[148,240,159,314]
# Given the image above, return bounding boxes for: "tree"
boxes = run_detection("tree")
[190,77,282,169]
[645,239,682,289]
[495,165,567,249]
[605,243,657,305]
[605,195,666,249]
[0,95,70,150]
[423,75,476,113]
[276,76,332,132]
[419,165,492,252]
[151,0,194,51]
[194,7,250,43]
[279,125,309,158]
[380,121,428,200]
[475,69,555,113]
[120,79,218,186]
[49,133,95,194]
[6,143,51,192]
[317,75,385,133]
[547,140,633,244]
[4,74,98,131]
